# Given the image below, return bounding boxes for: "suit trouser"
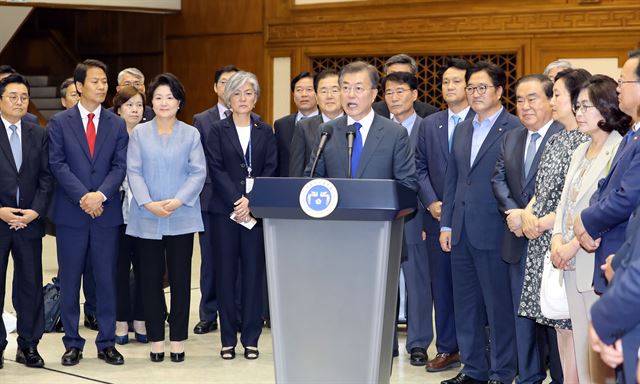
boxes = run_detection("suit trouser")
[0,232,44,350]
[211,214,264,348]
[509,255,549,384]
[83,255,97,317]
[402,240,433,352]
[564,270,615,384]
[116,227,144,322]
[426,230,458,354]
[136,234,193,342]
[451,228,516,383]
[57,224,119,350]
[197,211,218,322]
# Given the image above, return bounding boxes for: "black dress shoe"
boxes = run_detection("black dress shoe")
[170,351,185,362]
[149,352,164,362]
[61,347,83,366]
[193,320,217,334]
[244,347,259,360]
[84,314,99,331]
[409,347,427,366]
[441,372,487,384]
[16,347,45,368]
[98,346,124,365]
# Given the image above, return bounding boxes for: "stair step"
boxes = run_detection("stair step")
[31,98,62,110]
[30,86,57,98]
[39,110,63,120]
[24,76,49,87]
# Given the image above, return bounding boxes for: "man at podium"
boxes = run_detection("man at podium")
[304,61,418,192]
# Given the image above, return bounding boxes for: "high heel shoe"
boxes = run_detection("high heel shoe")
[244,347,259,360]
[170,351,185,362]
[220,347,235,360]
[135,332,148,343]
[115,335,129,345]
[149,351,164,362]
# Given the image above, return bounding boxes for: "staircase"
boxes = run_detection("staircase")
[25,75,64,121]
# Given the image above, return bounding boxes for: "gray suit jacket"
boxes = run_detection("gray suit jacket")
[304,113,418,192]
[289,114,323,177]
[552,131,622,292]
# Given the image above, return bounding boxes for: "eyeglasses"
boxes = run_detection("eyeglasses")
[341,85,373,95]
[318,88,340,96]
[122,81,143,88]
[572,102,596,114]
[384,88,411,97]
[1,93,29,104]
[617,79,640,87]
[465,85,496,95]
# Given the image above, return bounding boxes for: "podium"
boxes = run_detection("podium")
[250,177,416,384]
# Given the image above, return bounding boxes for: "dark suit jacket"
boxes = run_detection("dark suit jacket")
[441,108,521,250]
[48,105,128,228]
[24,112,39,126]
[193,106,263,211]
[274,113,297,177]
[205,116,277,215]
[373,100,438,119]
[591,204,640,384]
[581,129,640,292]
[492,121,563,263]
[0,119,53,238]
[304,113,418,192]
[416,109,475,235]
[289,114,323,177]
[404,115,425,245]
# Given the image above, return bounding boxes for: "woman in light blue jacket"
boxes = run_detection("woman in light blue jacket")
[126,73,205,363]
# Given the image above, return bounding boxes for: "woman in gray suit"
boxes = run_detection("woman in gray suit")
[550,75,629,383]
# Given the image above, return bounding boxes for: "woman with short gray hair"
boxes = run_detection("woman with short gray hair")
[204,71,277,360]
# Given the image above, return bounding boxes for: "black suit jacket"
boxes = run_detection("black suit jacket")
[492,121,563,263]
[289,114,323,177]
[204,116,277,215]
[0,119,53,237]
[373,100,438,119]
[274,113,297,177]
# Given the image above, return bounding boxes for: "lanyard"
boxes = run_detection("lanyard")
[243,125,253,178]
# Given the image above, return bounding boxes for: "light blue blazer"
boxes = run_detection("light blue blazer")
[126,119,206,239]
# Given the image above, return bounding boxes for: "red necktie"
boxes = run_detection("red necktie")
[87,113,96,157]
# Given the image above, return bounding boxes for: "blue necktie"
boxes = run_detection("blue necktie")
[9,124,21,205]
[524,132,541,179]
[449,115,461,152]
[351,122,363,177]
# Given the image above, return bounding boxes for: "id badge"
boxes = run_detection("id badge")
[246,177,254,194]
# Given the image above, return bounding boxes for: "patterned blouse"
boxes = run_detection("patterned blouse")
[518,128,589,329]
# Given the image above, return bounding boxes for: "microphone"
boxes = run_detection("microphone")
[346,125,356,178]
[309,124,334,178]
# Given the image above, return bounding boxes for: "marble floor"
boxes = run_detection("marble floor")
[0,235,529,384]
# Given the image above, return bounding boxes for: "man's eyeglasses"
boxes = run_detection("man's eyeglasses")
[1,94,29,104]
[617,79,640,87]
[384,88,411,97]
[465,85,496,95]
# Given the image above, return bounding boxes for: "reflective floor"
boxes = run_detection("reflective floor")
[0,235,539,384]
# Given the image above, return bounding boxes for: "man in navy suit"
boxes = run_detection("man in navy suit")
[588,48,640,384]
[440,61,520,384]
[191,64,239,335]
[0,65,39,126]
[274,71,318,177]
[590,205,640,384]
[382,71,431,366]
[372,54,438,119]
[0,74,53,369]
[492,74,562,384]
[48,59,128,366]
[415,58,472,372]
[573,49,640,294]
[304,61,417,192]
